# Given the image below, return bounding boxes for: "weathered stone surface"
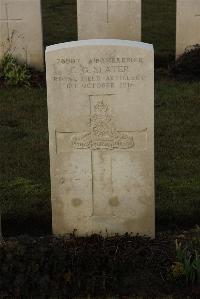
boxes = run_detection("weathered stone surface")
[77,0,141,41]
[46,39,154,237]
[0,0,44,70]
[176,0,200,57]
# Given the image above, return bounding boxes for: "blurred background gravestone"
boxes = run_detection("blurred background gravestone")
[77,0,141,41]
[0,0,44,70]
[176,0,200,57]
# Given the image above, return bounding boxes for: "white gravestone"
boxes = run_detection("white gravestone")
[176,0,200,57]
[77,0,141,41]
[0,0,44,71]
[46,39,154,237]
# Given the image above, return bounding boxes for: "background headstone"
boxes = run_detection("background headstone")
[46,39,154,237]
[0,0,44,71]
[176,0,200,57]
[77,0,141,41]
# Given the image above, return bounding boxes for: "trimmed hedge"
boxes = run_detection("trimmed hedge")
[0,233,180,297]
[171,44,200,81]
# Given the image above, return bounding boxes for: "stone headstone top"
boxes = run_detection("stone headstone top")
[46,39,152,52]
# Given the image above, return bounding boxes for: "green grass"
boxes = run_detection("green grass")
[155,81,200,228]
[0,88,51,235]
[0,0,199,236]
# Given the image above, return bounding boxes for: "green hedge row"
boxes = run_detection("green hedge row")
[0,233,187,297]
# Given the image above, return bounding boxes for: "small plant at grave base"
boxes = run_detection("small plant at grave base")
[170,238,200,288]
[0,53,31,87]
[171,44,200,81]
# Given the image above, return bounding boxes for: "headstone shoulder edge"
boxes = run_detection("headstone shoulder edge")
[45,39,153,53]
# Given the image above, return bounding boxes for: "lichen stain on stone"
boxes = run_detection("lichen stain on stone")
[71,198,82,207]
[109,196,119,207]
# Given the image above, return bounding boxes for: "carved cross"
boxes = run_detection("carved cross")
[56,95,146,216]
[106,0,131,24]
[0,4,22,45]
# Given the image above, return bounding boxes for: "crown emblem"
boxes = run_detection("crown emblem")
[94,100,108,114]
[71,100,134,150]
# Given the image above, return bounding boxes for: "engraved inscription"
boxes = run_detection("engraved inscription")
[53,56,145,90]
[72,100,134,150]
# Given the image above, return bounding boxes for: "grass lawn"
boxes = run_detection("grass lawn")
[0,0,199,236]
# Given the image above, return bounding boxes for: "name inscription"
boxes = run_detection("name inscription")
[52,56,145,90]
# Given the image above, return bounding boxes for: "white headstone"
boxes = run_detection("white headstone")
[46,39,154,237]
[77,0,141,41]
[176,0,200,57]
[0,0,44,71]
